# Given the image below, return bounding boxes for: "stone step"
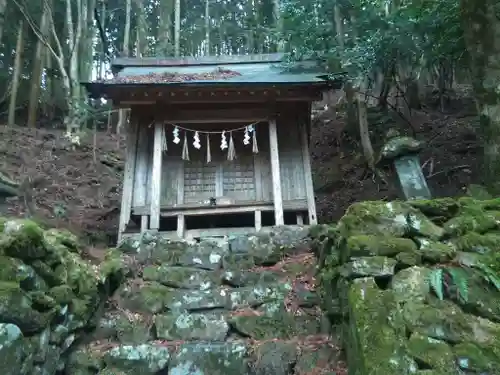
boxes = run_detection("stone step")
[67,227,345,374]
[68,336,343,375]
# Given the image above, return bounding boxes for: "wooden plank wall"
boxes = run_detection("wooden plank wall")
[131,118,307,210]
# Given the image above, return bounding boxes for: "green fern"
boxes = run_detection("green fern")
[448,268,469,303]
[473,263,500,291]
[429,268,444,300]
[429,267,469,302]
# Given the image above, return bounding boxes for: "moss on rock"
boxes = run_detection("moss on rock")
[346,277,416,375]
[407,332,455,371]
[346,235,417,258]
[0,219,47,260]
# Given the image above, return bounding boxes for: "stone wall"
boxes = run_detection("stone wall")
[0,218,124,375]
[313,197,500,375]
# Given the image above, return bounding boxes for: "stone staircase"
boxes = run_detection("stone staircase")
[67,226,345,375]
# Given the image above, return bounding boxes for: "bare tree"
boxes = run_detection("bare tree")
[174,0,180,56]
[8,21,25,126]
[116,0,132,134]
[13,0,86,133]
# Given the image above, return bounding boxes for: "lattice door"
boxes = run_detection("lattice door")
[183,162,217,203]
[222,158,256,201]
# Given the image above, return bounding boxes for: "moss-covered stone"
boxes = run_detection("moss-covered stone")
[453,342,500,372]
[66,346,103,375]
[451,231,500,253]
[251,341,296,375]
[168,342,249,375]
[414,238,456,263]
[0,323,27,375]
[338,200,442,240]
[155,312,229,341]
[0,282,55,334]
[407,332,456,371]
[338,256,397,279]
[222,269,282,287]
[391,266,431,302]
[345,235,417,258]
[229,308,321,340]
[0,219,47,260]
[48,285,75,305]
[402,299,500,344]
[0,256,48,291]
[409,198,459,219]
[443,199,500,236]
[103,344,170,374]
[395,251,422,268]
[346,277,416,375]
[143,265,220,290]
[227,283,292,309]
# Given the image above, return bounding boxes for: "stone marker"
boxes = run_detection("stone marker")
[378,129,431,200]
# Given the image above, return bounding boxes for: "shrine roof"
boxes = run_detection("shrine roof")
[81,53,345,98]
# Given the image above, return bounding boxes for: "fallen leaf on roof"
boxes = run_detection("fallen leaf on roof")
[107,67,242,84]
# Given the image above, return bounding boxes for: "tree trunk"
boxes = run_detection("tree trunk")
[157,0,173,56]
[27,8,49,128]
[0,0,6,44]
[461,0,500,192]
[135,0,147,56]
[117,0,131,134]
[8,21,25,126]
[98,0,106,79]
[204,0,210,55]
[272,0,284,52]
[358,78,375,169]
[174,0,180,56]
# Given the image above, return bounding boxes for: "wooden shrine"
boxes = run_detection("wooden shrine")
[82,53,343,241]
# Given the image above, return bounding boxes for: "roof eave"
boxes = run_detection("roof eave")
[81,78,343,99]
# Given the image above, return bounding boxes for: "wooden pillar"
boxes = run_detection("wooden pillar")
[118,117,139,243]
[268,119,284,226]
[150,122,163,231]
[300,122,318,225]
[176,161,185,238]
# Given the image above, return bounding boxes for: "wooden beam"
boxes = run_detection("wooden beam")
[268,119,284,226]
[150,122,163,230]
[132,199,308,216]
[300,122,318,225]
[118,118,139,242]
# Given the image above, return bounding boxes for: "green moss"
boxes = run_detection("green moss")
[0,281,54,333]
[48,285,75,304]
[28,291,57,311]
[415,238,456,263]
[44,228,81,252]
[395,251,422,268]
[453,342,500,372]
[346,235,417,258]
[30,260,65,287]
[409,198,459,219]
[0,219,47,260]
[0,217,6,232]
[407,332,455,371]
[452,232,500,253]
[338,201,410,238]
[346,278,414,374]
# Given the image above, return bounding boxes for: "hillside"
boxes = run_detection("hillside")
[0,95,482,245]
